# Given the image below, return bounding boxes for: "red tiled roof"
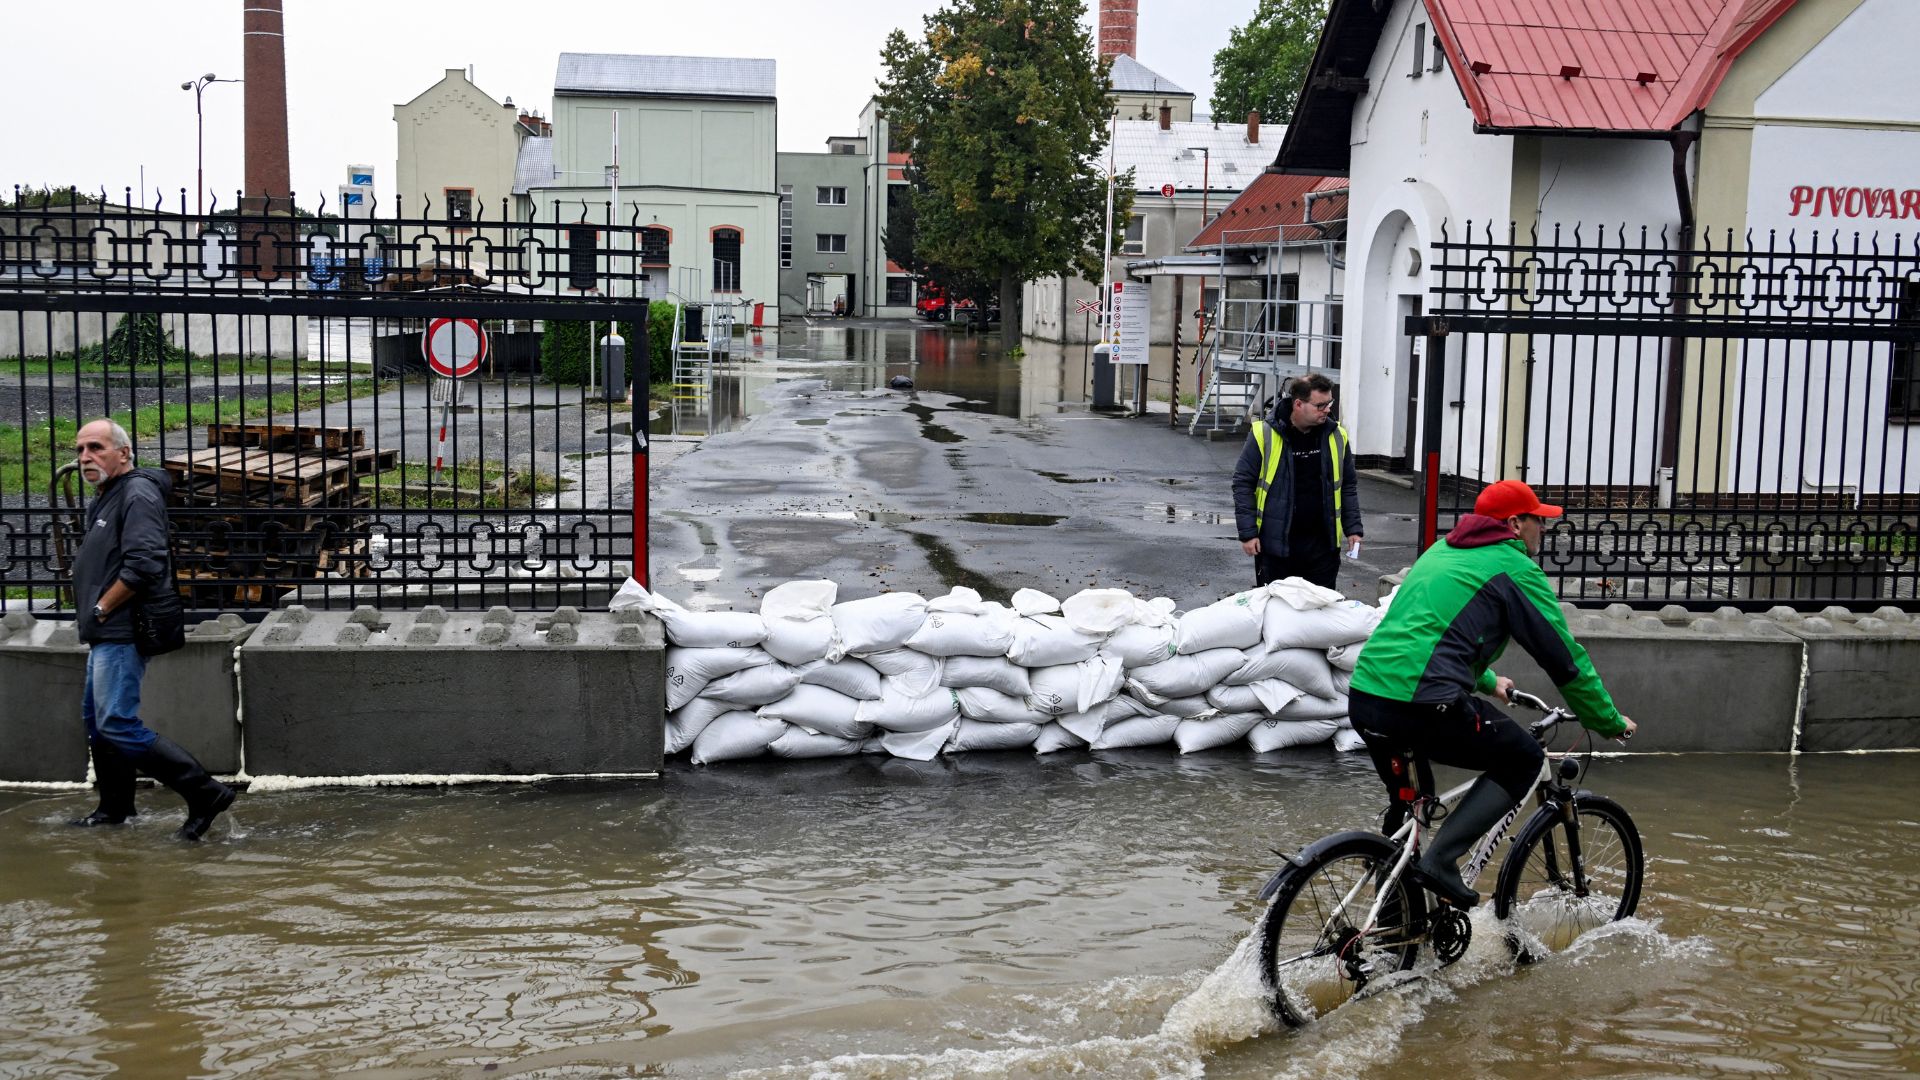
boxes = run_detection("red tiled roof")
[1432,0,1800,132]
[1187,174,1349,250]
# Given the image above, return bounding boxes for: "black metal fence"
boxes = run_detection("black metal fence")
[1413,222,1920,609]
[2,187,655,616]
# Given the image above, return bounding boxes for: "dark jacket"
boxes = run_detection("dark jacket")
[1349,513,1624,736]
[1230,407,1362,557]
[71,467,173,645]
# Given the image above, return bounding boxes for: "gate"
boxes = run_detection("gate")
[1,187,655,616]
[1412,222,1920,610]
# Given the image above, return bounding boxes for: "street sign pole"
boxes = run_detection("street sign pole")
[421,317,487,481]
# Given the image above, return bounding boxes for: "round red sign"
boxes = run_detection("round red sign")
[1161,183,1176,198]
[422,318,487,379]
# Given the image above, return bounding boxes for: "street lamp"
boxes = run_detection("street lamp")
[1186,146,1212,344]
[181,73,241,216]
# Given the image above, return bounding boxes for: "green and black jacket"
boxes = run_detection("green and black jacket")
[1350,514,1626,737]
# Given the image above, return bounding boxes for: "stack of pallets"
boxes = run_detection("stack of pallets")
[163,423,398,605]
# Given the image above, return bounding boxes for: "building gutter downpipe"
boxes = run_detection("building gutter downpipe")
[1658,129,1699,486]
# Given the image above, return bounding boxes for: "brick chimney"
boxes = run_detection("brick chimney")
[1247,109,1261,144]
[242,0,291,204]
[1158,104,1172,131]
[1100,0,1138,60]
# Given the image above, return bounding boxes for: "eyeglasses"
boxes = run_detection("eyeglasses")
[1298,399,1334,412]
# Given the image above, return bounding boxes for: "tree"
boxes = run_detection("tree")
[877,0,1125,347]
[1209,0,1331,125]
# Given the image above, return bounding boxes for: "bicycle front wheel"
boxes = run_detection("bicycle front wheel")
[1492,793,1643,961]
[1257,834,1425,1026]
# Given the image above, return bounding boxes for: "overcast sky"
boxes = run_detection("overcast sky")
[4,0,1257,213]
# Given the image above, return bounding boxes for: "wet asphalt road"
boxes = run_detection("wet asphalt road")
[647,332,1418,612]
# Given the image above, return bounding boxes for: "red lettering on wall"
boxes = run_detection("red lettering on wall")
[1904,190,1920,220]
[1789,185,1920,219]
[1790,185,1814,215]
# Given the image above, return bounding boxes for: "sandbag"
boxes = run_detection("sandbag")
[861,648,944,694]
[906,592,1016,657]
[1006,613,1104,667]
[689,710,785,764]
[1279,692,1349,721]
[760,579,841,665]
[665,697,730,755]
[1246,716,1341,752]
[1032,721,1088,754]
[833,592,928,655]
[1175,589,1268,654]
[1331,727,1369,753]
[857,682,962,733]
[1325,642,1363,672]
[1091,713,1182,750]
[795,657,884,701]
[1226,645,1340,698]
[1102,622,1178,668]
[1174,711,1265,754]
[1332,669,1352,696]
[880,719,959,761]
[1056,708,1110,744]
[666,646,772,711]
[947,720,1041,753]
[759,684,870,739]
[1060,588,1139,634]
[1263,598,1382,651]
[768,726,863,758]
[1010,587,1062,616]
[613,580,768,648]
[701,662,801,707]
[1205,679,1304,717]
[1124,648,1245,703]
[1028,656,1124,716]
[955,686,1055,725]
[1154,695,1218,719]
[938,655,1033,697]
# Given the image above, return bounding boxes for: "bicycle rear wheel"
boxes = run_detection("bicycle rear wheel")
[1257,834,1425,1026]
[1492,794,1643,962]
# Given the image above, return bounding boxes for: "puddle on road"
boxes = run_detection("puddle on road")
[595,422,635,437]
[759,509,1063,527]
[1038,471,1117,484]
[904,402,964,444]
[1147,504,1230,525]
[795,418,828,426]
[908,531,1012,604]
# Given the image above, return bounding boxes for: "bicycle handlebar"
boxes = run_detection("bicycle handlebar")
[1505,686,1633,744]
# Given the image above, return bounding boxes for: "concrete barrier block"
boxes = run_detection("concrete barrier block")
[1769,610,1920,751]
[0,614,89,782]
[141,615,254,775]
[1487,611,1802,753]
[238,606,666,778]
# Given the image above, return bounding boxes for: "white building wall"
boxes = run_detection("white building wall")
[394,69,522,242]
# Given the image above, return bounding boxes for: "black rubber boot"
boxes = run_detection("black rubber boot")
[70,737,139,827]
[134,734,236,842]
[1410,776,1514,908]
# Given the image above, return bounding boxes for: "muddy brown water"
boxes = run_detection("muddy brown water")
[3,751,1914,1078]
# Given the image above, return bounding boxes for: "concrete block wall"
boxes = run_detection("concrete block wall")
[0,613,89,782]
[238,605,665,778]
[142,615,254,774]
[1767,605,1920,752]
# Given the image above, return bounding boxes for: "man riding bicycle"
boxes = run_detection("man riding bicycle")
[1349,479,1636,908]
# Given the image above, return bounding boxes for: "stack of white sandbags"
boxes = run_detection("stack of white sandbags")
[613,574,1382,766]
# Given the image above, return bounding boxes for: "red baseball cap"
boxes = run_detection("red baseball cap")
[1474,479,1563,520]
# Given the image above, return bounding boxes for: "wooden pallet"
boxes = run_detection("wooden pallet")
[164,447,355,505]
[206,422,366,452]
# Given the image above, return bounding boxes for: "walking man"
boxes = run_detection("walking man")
[68,418,235,841]
[1230,374,1362,589]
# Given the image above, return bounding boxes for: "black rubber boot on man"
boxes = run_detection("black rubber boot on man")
[135,734,236,842]
[1409,776,1514,908]
[70,737,139,827]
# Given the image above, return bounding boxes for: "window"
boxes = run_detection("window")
[1121,214,1145,255]
[444,187,473,224]
[1431,34,1446,73]
[779,186,793,268]
[816,186,848,205]
[885,276,914,305]
[567,227,597,291]
[637,227,670,268]
[1411,24,1426,77]
[816,233,848,254]
[1890,281,1920,421]
[712,227,742,292]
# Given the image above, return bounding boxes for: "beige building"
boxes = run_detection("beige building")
[394,68,544,237]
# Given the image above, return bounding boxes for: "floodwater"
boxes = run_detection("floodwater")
[3,750,1915,1078]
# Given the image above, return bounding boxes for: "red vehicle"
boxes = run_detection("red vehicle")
[915,282,994,323]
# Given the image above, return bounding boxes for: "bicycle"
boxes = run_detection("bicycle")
[1255,690,1645,1026]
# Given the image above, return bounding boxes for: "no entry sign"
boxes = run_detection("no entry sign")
[422,318,486,379]
[1160,183,1176,198]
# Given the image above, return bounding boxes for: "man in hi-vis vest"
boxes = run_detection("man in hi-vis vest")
[1230,373,1363,589]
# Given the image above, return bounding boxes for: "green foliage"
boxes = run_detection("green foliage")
[1,185,100,209]
[877,0,1122,343]
[647,302,678,384]
[74,313,192,368]
[1209,0,1332,124]
[540,319,634,385]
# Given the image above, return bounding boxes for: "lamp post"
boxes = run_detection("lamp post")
[180,73,241,216]
[1186,145,1212,344]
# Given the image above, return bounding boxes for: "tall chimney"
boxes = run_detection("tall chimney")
[1158,105,1172,131]
[1100,0,1138,60]
[243,0,291,205]
[1247,109,1261,144]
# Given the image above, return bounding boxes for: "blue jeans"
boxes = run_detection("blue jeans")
[82,643,156,756]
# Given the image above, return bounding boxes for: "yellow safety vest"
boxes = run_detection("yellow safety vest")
[1252,420,1348,547]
